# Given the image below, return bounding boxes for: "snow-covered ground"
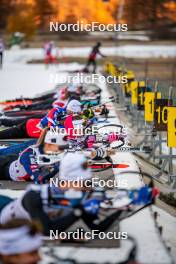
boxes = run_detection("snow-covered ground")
[3,44,176,64]
[0,48,83,101]
[154,205,176,261]
[0,48,175,263]
[1,44,176,100]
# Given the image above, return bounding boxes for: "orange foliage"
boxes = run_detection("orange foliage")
[165,1,176,22]
[40,0,118,24]
[8,0,176,30]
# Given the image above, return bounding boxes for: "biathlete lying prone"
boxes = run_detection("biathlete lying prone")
[0,152,159,236]
[0,123,123,183]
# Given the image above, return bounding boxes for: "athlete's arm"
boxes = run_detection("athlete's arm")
[19,148,41,182]
[22,190,79,236]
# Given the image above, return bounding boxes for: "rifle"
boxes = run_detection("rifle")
[35,145,152,167]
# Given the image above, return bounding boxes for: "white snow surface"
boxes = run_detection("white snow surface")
[1,45,176,101]
[0,49,174,263]
[3,44,176,63]
[0,53,82,101]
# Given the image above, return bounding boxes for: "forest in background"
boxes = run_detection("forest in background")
[0,0,176,39]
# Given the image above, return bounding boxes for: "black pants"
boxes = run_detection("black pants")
[0,122,27,139]
[32,93,55,102]
[0,155,18,180]
[86,58,96,73]
[0,114,44,127]
[0,52,3,69]
[0,117,26,127]
[19,98,54,111]
[22,190,121,236]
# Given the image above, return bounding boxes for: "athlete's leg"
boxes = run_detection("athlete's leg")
[85,58,92,71]
[0,113,46,127]
[32,93,55,102]
[0,122,27,139]
[20,99,53,111]
[92,60,97,73]
[30,98,54,110]
[22,190,79,236]
[0,117,28,127]
[0,52,2,69]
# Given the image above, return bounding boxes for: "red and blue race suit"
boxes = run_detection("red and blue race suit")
[9,145,59,183]
[39,107,66,128]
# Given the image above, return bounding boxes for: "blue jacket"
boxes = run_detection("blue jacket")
[10,145,59,183]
